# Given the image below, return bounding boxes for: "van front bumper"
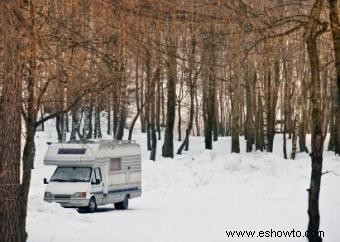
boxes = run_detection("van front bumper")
[44,198,89,208]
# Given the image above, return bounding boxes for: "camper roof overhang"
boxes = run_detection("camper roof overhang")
[43,143,100,166]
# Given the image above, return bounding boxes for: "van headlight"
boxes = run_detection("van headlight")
[44,192,52,199]
[72,192,87,198]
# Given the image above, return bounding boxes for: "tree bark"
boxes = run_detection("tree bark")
[156,68,162,140]
[202,27,217,150]
[140,64,146,133]
[177,99,182,141]
[0,2,22,241]
[94,95,102,139]
[255,89,264,151]
[300,68,309,153]
[145,53,152,150]
[150,68,159,161]
[177,35,197,154]
[291,113,299,159]
[305,1,325,241]
[266,61,280,152]
[116,74,127,142]
[195,91,200,136]
[245,68,255,152]
[83,100,93,140]
[70,104,81,141]
[107,96,111,135]
[231,75,240,153]
[283,59,290,159]
[162,29,177,158]
[328,103,336,151]
[328,0,340,155]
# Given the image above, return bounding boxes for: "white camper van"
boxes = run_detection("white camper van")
[43,140,142,212]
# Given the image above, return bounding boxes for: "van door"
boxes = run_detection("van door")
[91,167,104,205]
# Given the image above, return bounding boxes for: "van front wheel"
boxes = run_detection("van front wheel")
[114,196,129,210]
[87,197,97,213]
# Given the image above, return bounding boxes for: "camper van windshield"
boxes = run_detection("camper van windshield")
[50,167,92,182]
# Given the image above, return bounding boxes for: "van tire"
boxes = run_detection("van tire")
[114,196,129,210]
[87,197,97,213]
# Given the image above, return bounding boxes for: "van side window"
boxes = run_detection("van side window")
[91,170,96,183]
[110,158,121,171]
[94,168,102,182]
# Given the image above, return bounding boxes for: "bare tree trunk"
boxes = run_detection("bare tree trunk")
[56,85,66,142]
[162,28,177,158]
[177,98,182,141]
[113,75,120,138]
[305,2,325,241]
[202,27,216,150]
[213,93,219,141]
[245,68,255,152]
[291,113,299,159]
[161,76,165,127]
[40,109,45,131]
[255,89,264,151]
[70,104,81,141]
[231,73,240,153]
[128,86,156,141]
[328,0,340,155]
[83,99,93,140]
[266,61,280,152]
[177,35,197,154]
[195,92,200,136]
[20,122,35,242]
[145,53,152,150]
[156,69,162,140]
[328,103,336,150]
[219,77,226,137]
[56,113,63,142]
[66,111,69,133]
[300,67,309,153]
[283,59,290,159]
[177,73,184,142]
[107,95,111,135]
[128,109,141,141]
[150,68,159,161]
[259,74,268,151]
[116,62,128,141]
[140,64,146,133]
[0,2,22,241]
[94,95,102,139]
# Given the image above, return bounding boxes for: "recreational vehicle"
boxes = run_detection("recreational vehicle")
[43,140,142,212]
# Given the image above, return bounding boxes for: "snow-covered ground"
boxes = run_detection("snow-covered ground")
[27,123,340,242]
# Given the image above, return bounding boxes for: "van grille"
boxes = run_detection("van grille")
[54,194,71,199]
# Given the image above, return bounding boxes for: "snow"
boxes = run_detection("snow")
[27,122,340,242]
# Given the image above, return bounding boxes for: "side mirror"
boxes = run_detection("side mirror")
[43,178,49,184]
[96,179,101,185]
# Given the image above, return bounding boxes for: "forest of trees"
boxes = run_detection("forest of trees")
[0,0,339,242]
